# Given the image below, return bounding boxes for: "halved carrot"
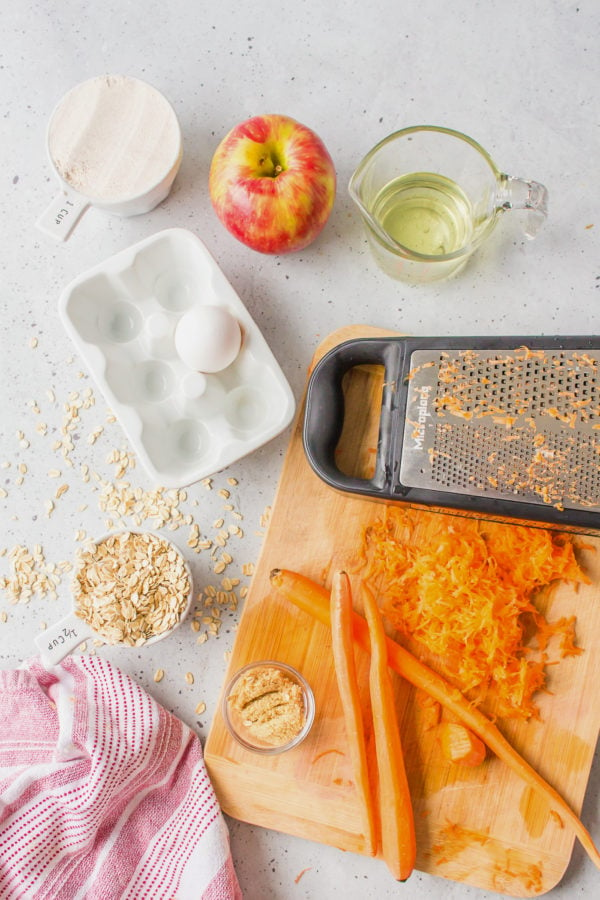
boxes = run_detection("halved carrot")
[361,580,416,880]
[330,571,376,855]
[269,567,600,869]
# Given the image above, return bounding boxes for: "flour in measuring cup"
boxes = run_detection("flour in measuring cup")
[48,75,182,204]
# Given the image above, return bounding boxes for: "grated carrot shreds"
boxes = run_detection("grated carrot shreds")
[359,508,590,720]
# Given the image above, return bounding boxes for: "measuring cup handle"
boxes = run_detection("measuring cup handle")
[303,338,400,497]
[36,187,89,241]
[498,175,549,239]
[34,611,94,667]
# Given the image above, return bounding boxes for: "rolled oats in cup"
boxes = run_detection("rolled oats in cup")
[73,531,192,646]
[34,530,193,666]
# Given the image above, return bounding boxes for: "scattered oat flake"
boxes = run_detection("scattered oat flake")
[0,544,69,604]
[154,668,165,683]
[195,701,206,715]
[29,337,38,349]
[185,672,194,685]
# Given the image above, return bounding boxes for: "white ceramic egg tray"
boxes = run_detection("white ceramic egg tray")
[58,228,296,487]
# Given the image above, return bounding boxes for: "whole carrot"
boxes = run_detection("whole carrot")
[330,571,377,856]
[270,567,600,870]
[361,580,416,880]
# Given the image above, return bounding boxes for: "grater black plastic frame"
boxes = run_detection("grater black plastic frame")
[303,335,600,531]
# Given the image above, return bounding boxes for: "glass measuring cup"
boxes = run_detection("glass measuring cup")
[349,125,548,283]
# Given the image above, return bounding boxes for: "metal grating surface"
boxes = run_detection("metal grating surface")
[399,347,600,511]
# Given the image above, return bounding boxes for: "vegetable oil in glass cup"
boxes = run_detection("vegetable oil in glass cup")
[370,172,474,258]
[349,125,548,284]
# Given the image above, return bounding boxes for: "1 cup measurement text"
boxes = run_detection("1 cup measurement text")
[55,198,76,225]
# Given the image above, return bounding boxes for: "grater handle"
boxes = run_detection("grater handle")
[303,338,400,497]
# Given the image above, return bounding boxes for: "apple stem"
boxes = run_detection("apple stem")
[257,153,284,178]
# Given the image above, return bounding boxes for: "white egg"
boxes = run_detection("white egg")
[174,305,242,373]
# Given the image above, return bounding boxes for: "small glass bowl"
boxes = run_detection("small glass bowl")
[222,660,315,755]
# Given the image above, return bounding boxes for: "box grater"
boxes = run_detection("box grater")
[303,335,600,530]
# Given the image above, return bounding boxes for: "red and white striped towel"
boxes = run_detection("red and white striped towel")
[0,655,242,900]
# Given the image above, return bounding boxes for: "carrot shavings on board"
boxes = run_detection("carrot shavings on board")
[294,868,312,884]
[359,508,590,720]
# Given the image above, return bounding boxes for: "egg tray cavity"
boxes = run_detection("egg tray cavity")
[59,228,295,487]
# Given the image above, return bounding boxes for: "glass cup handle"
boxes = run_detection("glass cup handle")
[498,175,549,239]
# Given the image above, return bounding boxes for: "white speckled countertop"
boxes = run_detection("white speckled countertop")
[1,1,599,897]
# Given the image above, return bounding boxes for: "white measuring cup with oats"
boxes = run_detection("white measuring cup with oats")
[34,531,193,667]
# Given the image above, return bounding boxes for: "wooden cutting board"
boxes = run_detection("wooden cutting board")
[204,326,600,897]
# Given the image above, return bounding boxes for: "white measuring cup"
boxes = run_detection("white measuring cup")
[36,75,183,242]
[34,531,194,667]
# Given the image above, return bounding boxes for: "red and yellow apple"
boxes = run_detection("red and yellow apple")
[209,114,336,254]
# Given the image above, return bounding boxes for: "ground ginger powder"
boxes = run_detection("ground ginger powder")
[227,665,305,747]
